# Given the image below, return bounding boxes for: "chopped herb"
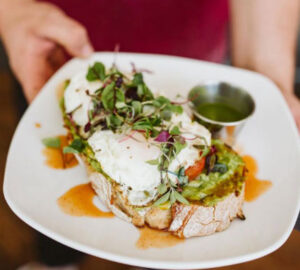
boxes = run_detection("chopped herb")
[132,72,144,85]
[174,141,187,155]
[177,167,188,185]
[212,163,228,174]
[170,125,180,135]
[86,62,106,81]
[160,108,172,121]
[131,101,142,115]
[155,131,170,142]
[115,101,126,109]
[42,137,61,148]
[157,183,167,194]
[170,105,183,114]
[200,147,210,158]
[174,191,190,205]
[154,190,170,206]
[101,82,125,111]
[146,159,159,165]
[205,154,217,174]
[170,190,176,204]
[63,139,85,154]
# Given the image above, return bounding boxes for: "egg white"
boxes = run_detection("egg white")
[88,131,161,205]
[64,71,102,126]
[64,71,211,206]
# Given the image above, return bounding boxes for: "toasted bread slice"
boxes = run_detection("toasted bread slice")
[84,156,245,238]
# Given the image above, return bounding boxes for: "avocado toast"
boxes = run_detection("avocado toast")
[60,62,246,238]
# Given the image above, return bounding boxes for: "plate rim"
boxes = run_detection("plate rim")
[3,52,300,269]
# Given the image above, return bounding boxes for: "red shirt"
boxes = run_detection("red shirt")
[47,0,228,62]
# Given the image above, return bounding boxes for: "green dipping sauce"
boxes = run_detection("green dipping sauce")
[196,103,245,122]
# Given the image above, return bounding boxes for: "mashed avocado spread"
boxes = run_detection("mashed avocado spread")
[182,140,245,206]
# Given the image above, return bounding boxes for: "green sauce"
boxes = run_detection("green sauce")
[196,103,245,122]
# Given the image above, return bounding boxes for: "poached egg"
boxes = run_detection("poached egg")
[64,71,102,126]
[64,70,211,206]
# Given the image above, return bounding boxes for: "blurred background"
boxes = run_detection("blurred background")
[0,23,299,270]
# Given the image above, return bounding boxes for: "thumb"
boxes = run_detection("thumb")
[36,11,94,57]
[22,42,59,102]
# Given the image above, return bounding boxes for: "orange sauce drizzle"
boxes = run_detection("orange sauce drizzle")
[35,123,41,128]
[57,183,114,218]
[243,155,272,201]
[56,81,66,100]
[225,126,235,145]
[43,135,78,169]
[136,226,184,249]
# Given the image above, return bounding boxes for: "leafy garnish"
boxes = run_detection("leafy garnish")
[155,131,170,142]
[63,139,85,154]
[174,190,190,205]
[158,183,168,194]
[177,167,188,185]
[146,159,159,165]
[101,82,125,111]
[200,147,210,158]
[174,141,187,155]
[42,137,61,148]
[86,62,106,81]
[154,191,170,206]
[131,73,153,101]
[170,190,176,204]
[132,72,144,85]
[212,163,228,174]
[170,125,180,135]
[131,101,142,115]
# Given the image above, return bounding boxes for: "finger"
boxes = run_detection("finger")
[20,40,57,102]
[47,46,67,71]
[36,11,94,57]
[22,60,55,103]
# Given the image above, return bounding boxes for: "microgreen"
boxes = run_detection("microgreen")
[131,101,142,115]
[157,183,168,194]
[177,167,188,185]
[86,62,106,81]
[42,137,61,148]
[131,73,153,101]
[146,159,159,165]
[101,82,125,111]
[174,141,187,155]
[211,163,228,174]
[64,61,217,207]
[63,138,85,154]
[174,190,190,205]
[155,131,170,142]
[154,190,170,206]
[170,125,180,135]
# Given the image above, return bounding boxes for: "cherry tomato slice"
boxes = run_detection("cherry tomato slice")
[185,157,205,180]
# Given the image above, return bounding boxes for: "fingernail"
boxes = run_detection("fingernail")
[81,44,94,57]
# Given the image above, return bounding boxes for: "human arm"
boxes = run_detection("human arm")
[230,0,300,131]
[0,0,93,102]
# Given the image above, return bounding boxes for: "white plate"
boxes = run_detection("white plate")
[4,53,300,269]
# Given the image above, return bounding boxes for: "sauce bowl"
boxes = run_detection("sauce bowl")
[188,81,255,145]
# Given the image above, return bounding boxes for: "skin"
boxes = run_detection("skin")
[230,0,300,131]
[0,0,94,101]
[0,0,299,131]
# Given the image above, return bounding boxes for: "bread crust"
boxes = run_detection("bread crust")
[83,155,245,238]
